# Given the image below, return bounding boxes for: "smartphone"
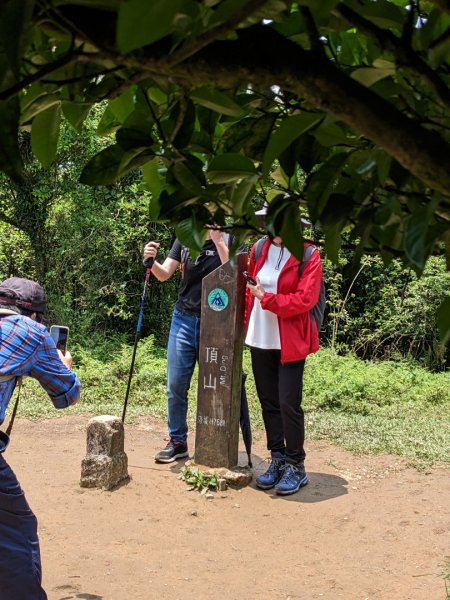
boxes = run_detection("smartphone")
[243,271,257,286]
[50,325,69,355]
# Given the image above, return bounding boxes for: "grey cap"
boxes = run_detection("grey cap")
[0,277,46,314]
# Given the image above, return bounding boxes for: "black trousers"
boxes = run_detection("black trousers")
[250,348,305,465]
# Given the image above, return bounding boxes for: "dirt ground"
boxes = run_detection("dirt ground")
[6,415,449,600]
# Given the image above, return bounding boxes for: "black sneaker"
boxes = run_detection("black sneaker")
[155,440,188,463]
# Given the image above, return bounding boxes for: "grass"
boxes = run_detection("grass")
[14,338,450,468]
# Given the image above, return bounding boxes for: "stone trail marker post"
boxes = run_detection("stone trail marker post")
[80,415,129,491]
[194,253,247,469]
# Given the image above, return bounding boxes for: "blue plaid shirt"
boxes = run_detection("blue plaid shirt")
[0,314,80,425]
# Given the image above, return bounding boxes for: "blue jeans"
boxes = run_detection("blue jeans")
[0,455,47,599]
[167,309,201,443]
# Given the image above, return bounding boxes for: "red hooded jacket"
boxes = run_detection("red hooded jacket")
[245,239,322,363]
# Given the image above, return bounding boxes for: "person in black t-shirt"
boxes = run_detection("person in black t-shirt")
[143,230,230,463]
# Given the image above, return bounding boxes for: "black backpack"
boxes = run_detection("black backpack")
[252,238,326,330]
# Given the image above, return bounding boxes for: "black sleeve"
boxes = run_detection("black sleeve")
[167,239,182,263]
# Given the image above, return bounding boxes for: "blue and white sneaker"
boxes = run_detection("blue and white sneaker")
[255,454,285,490]
[274,463,308,496]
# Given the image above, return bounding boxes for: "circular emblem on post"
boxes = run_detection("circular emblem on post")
[207,288,229,312]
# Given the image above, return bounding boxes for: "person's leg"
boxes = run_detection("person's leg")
[0,456,47,600]
[155,311,198,462]
[278,359,306,464]
[250,348,285,489]
[274,359,309,495]
[250,347,285,454]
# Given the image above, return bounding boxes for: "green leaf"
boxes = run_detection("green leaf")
[437,296,450,345]
[263,193,291,237]
[262,113,322,179]
[20,94,61,124]
[175,216,206,255]
[306,153,349,221]
[142,159,165,198]
[172,100,196,149]
[312,123,349,147]
[207,154,256,183]
[62,101,92,133]
[158,189,202,222]
[223,115,276,161]
[373,149,391,185]
[116,127,154,150]
[79,144,125,186]
[230,179,255,216]
[404,208,429,271]
[172,162,204,194]
[346,0,404,29]
[351,66,395,87]
[279,203,304,261]
[208,0,250,26]
[97,106,121,136]
[117,0,187,53]
[108,87,136,123]
[324,226,342,263]
[190,87,245,118]
[298,0,340,19]
[320,193,354,229]
[31,103,61,168]
[119,148,155,174]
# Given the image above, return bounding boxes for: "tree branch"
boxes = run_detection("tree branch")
[166,0,271,67]
[0,50,78,101]
[155,26,450,198]
[333,2,450,112]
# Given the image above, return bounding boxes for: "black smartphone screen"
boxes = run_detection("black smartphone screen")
[50,326,69,354]
[56,329,68,352]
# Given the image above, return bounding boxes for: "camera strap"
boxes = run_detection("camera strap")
[0,309,24,449]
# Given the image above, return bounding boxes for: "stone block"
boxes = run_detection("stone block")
[80,415,129,491]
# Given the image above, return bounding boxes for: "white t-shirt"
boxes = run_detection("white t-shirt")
[245,243,291,350]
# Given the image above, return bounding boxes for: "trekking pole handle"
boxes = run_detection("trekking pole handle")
[143,257,155,269]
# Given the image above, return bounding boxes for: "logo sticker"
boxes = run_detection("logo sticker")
[207,288,229,312]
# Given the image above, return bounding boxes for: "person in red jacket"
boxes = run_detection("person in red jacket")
[245,233,322,495]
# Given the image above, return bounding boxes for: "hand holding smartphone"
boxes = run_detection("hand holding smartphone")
[243,271,257,286]
[50,325,69,355]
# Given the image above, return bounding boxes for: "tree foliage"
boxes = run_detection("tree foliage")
[0,113,180,344]
[0,0,449,339]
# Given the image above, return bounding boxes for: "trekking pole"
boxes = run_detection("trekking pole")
[121,257,154,423]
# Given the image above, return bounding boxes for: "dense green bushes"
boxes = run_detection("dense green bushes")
[322,255,449,370]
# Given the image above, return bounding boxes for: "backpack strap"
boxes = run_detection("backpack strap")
[254,240,316,270]
[253,238,266,263]
[299,244,317,275]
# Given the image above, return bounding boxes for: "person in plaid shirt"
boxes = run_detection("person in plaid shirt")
[0,277,80,600]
